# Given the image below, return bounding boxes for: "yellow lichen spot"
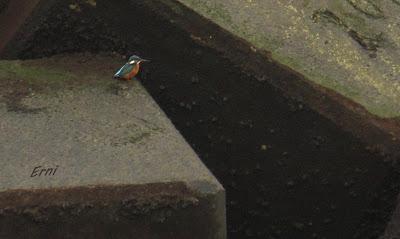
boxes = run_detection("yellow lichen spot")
[86,0,97,7]
[68,3,81,12]
[286,4,298,13]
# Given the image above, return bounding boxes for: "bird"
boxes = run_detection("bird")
[113,55,150,81]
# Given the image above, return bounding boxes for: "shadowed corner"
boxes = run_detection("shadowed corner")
[0,0,9,14]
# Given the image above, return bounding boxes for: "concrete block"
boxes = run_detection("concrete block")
[0,53,226,239]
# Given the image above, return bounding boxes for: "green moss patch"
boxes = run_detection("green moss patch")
[0,60,76,86]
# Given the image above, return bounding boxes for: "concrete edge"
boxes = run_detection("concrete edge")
[0,181,226,239]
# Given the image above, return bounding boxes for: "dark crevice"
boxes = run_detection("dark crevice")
[345,0,384,19]
[312,9,384,52]
[347,30,383,52]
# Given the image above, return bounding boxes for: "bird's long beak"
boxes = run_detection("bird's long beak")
[139,59,150,63]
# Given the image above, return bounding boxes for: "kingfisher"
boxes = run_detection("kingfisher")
[113,55,150,80]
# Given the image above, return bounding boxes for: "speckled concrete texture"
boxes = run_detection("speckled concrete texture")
[0,53,226,239]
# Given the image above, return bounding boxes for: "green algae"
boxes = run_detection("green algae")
[0,60,76,86]
[128,132,151,144]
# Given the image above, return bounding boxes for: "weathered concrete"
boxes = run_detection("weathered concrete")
[0,53,226,239]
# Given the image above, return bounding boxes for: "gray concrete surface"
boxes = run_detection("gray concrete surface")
[0,53,226,239]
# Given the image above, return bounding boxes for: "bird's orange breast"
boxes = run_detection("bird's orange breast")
[125,64,140,80]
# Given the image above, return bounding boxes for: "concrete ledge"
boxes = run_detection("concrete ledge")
[0,54,226,238]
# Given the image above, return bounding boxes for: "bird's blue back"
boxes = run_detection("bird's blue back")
[114,63,134,78]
